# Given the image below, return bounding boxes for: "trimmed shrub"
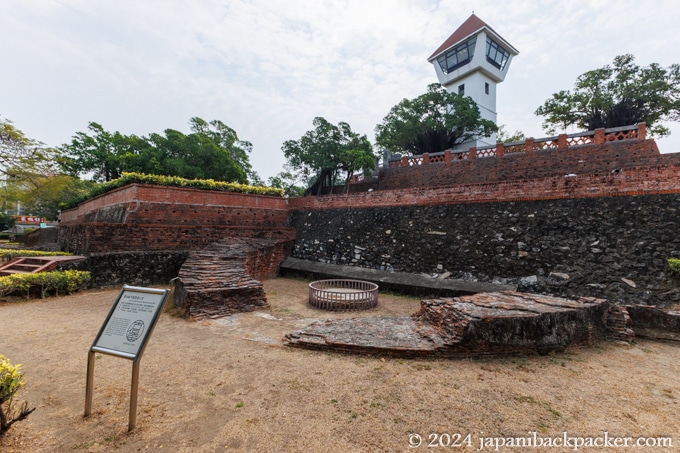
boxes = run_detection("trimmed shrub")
[0,250,72,262]
[61,172,284,209]
[0,355,34,434]
[0,270,91,299]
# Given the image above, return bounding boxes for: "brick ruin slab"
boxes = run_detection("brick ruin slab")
[284,291,635,358]
[173,238,290,320]
[625,304,680,341]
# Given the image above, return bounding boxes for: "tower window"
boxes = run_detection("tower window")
[458,84,465,96]
[436,36,476,74]
[485,82,489,94]
[486,37,510,70]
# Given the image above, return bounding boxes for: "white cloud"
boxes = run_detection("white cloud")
[2,0,679,181]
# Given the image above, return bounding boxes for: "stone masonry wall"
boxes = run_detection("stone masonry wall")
[58,223,296,254]
[58,251,189,288]
[287,193,680,307]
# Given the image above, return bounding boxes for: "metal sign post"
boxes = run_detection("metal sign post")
[84,285,169,431]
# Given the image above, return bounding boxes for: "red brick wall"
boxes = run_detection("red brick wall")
[58,184,294,254]
[378,140,663,191]
[60,184,287,224]
[289,162,680,211]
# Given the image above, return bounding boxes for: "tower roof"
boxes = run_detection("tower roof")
[428,13,518,62]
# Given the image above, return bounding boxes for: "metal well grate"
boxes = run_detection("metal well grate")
[308,279,378,311]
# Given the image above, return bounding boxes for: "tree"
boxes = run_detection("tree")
[266,163,309,197]
[59,118,254,184]
[0,213,16,231]
[58,122,130,182]
[13,175,94,220]
[535,54,680,137]
[0,117,58,183]
[338,149,375,193]
[375,83,498,155]
[496,125,526,143]
[1,117,66,219]
[282,117,374,195]
[187,117,256,182]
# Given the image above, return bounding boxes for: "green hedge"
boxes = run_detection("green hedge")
[0,270,91,299]
[668,258,680,274]
[0,250,72,262]
[62,172,284,209]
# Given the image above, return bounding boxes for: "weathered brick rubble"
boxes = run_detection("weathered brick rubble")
[173,238,290,320]
[285,291,635,358]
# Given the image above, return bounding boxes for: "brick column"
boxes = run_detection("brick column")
[422,153,430,165]
[594,128,605,144]
[558,134,567,149]
[444,150,451,162]
[525,138,534,154]
[638,123,647,141]
[496,143,504,158]
[469,147,477,160]
[401,156,409,167]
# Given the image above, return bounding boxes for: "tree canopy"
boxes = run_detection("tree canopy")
[375,83,498,155]
[59,118,255,184]
[281,117,374,195]
[0,117,58,182]
[0,117,83,220]
[535,54,680,137]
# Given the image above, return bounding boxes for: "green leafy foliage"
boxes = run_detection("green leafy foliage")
[0,355,34,434]
[266,163,309,197]
[496,125,527,144]
[375,83,498,155]
[59,118,257,184]
[1,117,69,220]
[535,54,680,137]
[0,270,90,299]
[61,172,283,209]
[0,214,16,232]
[0,250,72,261]
[668,258,680,275]
[282,117,374,195]
[0,117,58,181]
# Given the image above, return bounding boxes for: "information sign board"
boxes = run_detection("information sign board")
[91,286,168,359]
[85,285,169,431]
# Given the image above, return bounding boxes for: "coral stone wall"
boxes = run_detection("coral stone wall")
[287,193,680,307]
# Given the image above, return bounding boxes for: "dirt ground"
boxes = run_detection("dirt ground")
[0,277,679,452]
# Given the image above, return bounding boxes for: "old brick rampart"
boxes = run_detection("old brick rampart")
[58,184,296,255]
[56,184,296,288]
[289,162,680,211]
[287,134,680,308]
[377,136,664,191]
[53,131,680,307]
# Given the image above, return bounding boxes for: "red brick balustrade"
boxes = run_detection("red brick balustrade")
[387,123,646,168]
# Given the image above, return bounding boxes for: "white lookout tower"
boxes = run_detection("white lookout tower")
[428,14,518,149]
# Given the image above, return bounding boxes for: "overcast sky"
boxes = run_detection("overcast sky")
[3,0,679,181]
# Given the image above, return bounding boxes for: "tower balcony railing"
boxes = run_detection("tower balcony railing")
[387,123,646,168]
